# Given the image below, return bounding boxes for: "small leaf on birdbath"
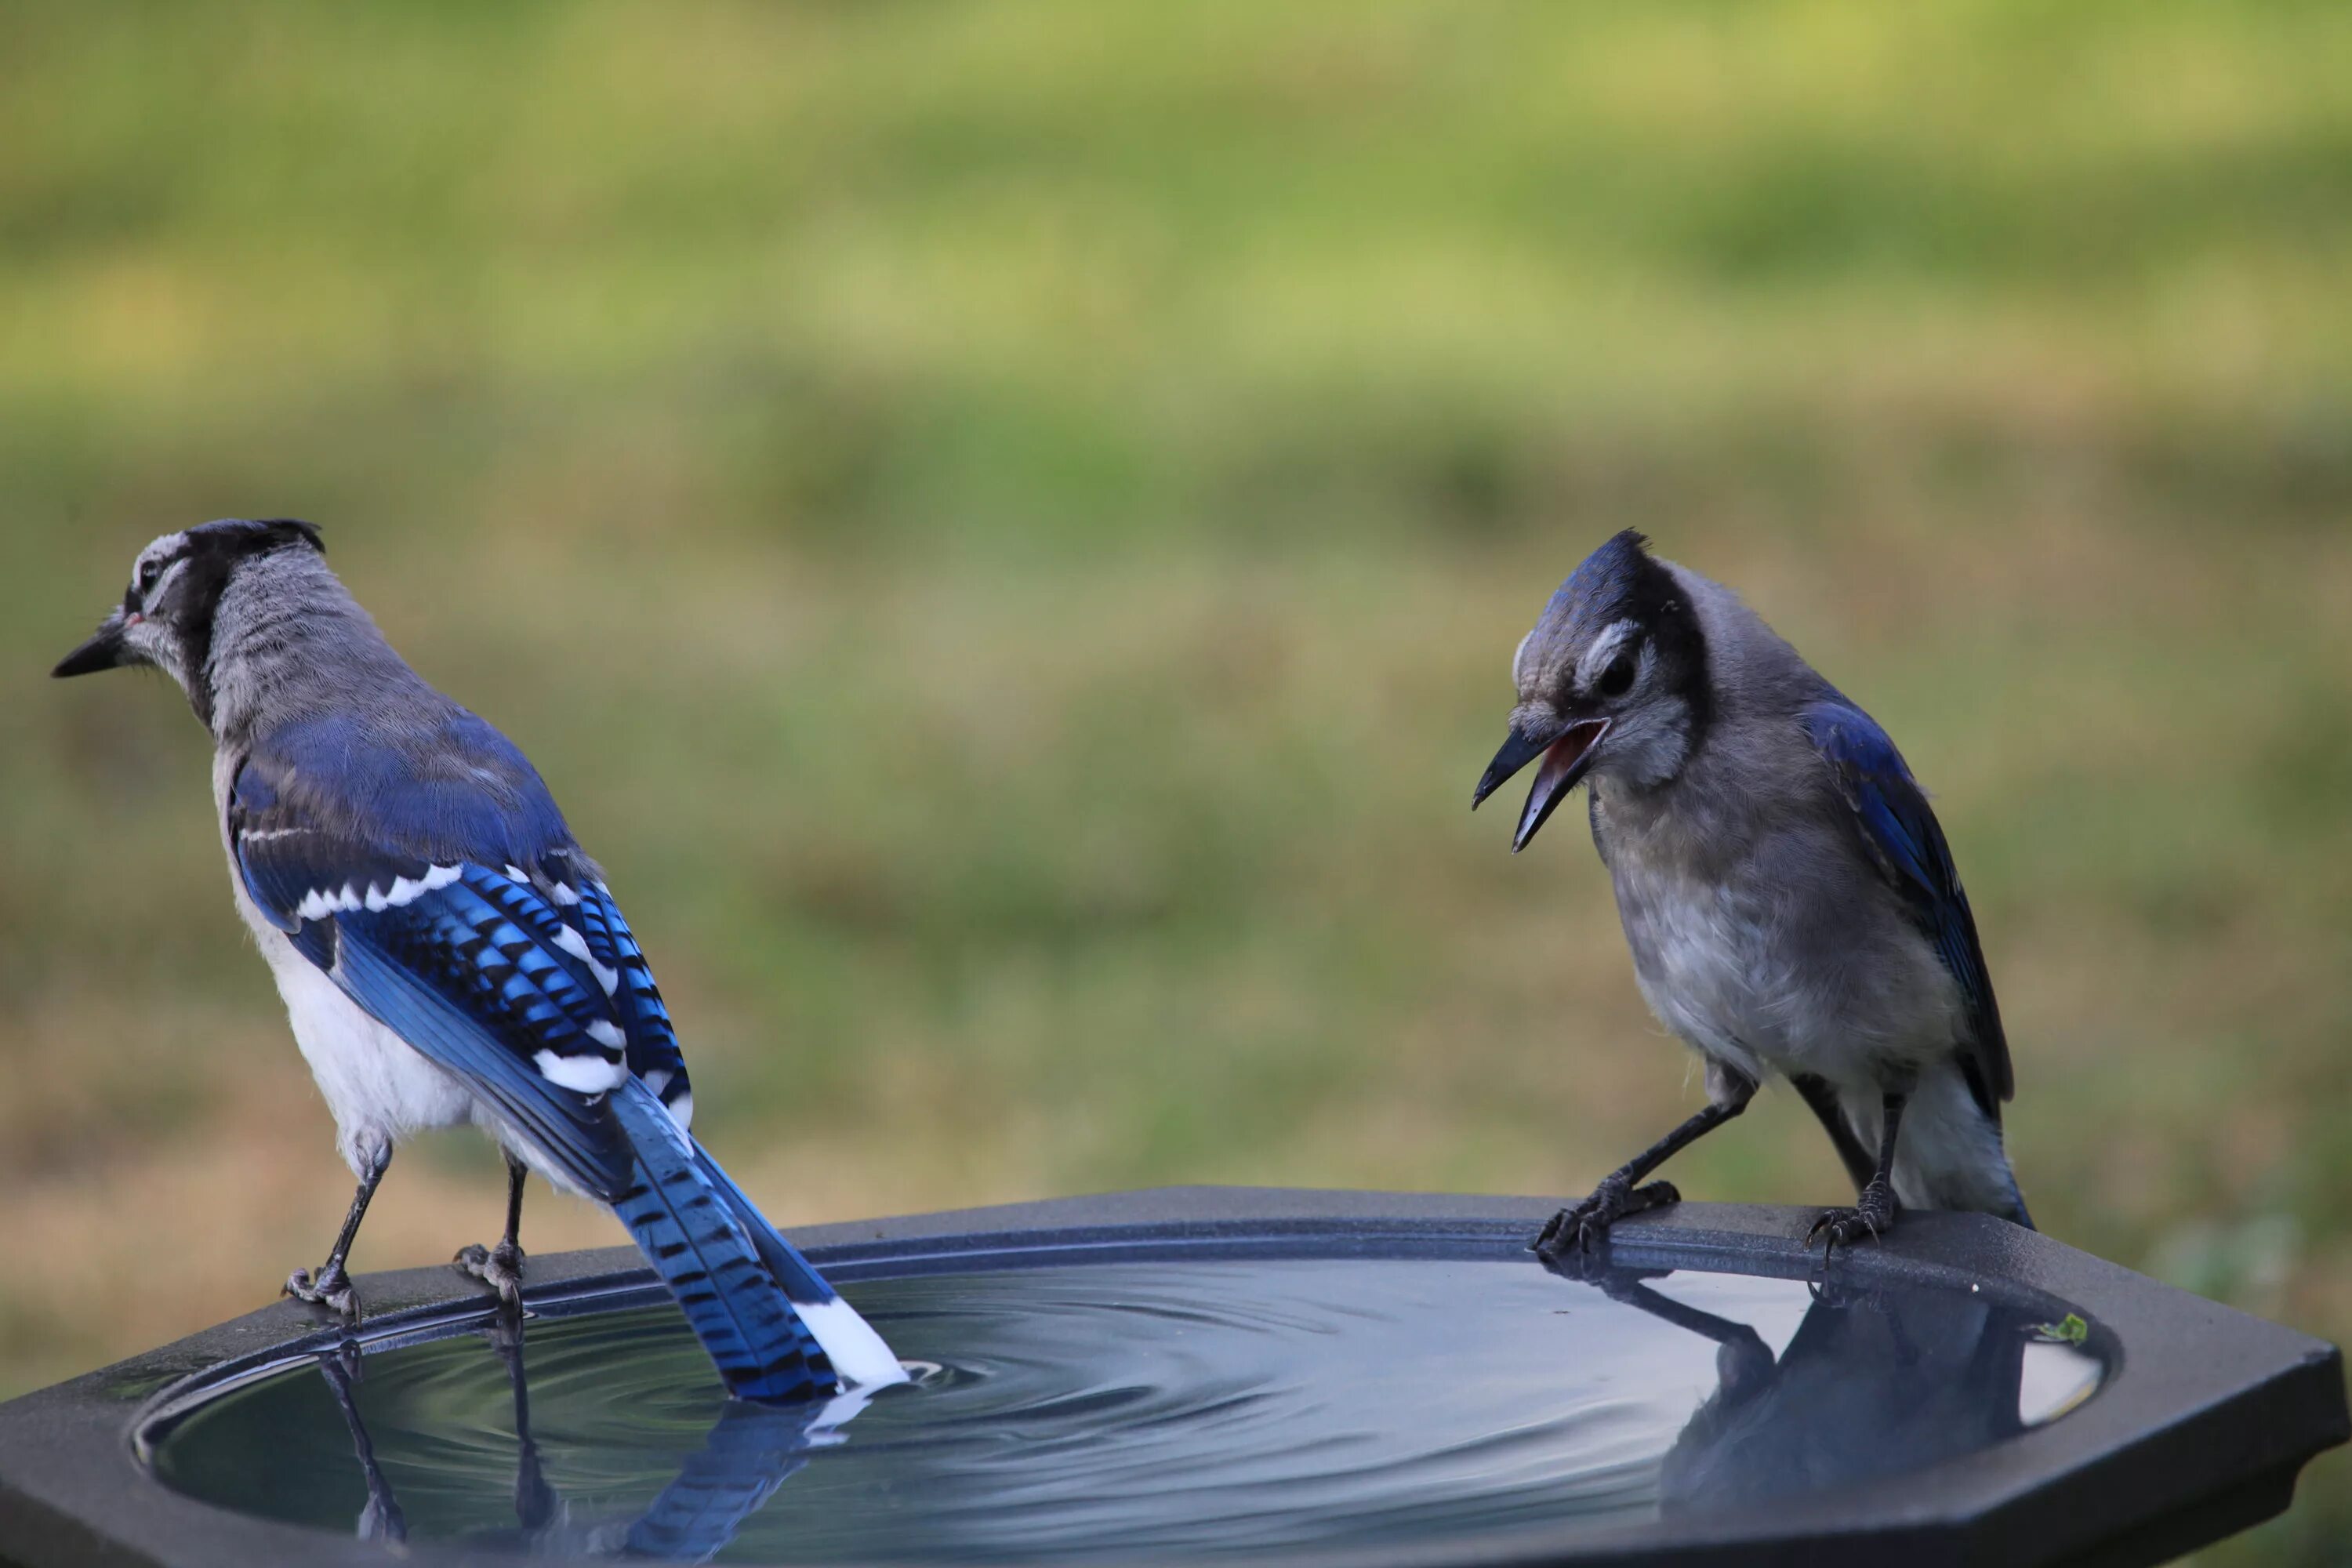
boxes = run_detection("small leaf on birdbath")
[2034,1313,2089,1345]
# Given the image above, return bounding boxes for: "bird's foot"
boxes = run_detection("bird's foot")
[1532,1175,1681,1260]
[1806,1179,1899,1254]
[285,1262,361,1323]
[454,1239,526,1313]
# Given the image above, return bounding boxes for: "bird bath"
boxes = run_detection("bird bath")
[0,1189,2342,1567]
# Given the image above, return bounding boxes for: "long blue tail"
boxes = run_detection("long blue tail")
[692,1149,909,1390]
[608,1080,837,1405]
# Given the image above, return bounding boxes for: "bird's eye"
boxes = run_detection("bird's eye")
[134,561,160,595]
[1597,652,1637,699]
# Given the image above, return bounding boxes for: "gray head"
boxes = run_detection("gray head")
[1472,528,1713,850]
[52,519,328,728]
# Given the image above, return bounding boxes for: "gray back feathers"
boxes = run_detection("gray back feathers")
[205,543,435,746]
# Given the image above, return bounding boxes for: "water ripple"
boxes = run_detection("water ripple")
[151,1257,2102,1563]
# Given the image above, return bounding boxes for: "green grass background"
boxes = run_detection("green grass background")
[4,2,2350,1559]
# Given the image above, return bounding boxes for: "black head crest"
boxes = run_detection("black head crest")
[187,517,325,557]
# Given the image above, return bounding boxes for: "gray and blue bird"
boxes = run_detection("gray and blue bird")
[54,520,905,1404]
[1472,530,2029,1252]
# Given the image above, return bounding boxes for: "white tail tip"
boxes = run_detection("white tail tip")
[799,1295,909,1390]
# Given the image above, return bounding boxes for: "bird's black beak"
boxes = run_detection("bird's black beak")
[52,610,132,678]
[1472,717,1611,853]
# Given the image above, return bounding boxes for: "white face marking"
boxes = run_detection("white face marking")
[143,554,195,612]
[1510,627,1536,686]
[534,1049,626,1093]
[118,615,184,681]
[1574,619,1641,696]
[106,530,201,686]
[129,532,190,592]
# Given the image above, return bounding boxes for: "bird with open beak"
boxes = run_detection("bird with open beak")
[1474,531,2031,1254]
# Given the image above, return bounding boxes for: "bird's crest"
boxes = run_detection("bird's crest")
[1548,528,1656,626]
[187,517,325,557]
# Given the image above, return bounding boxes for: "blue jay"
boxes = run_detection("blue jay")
[54,520,905,1403]
[1472,530,2030,1253]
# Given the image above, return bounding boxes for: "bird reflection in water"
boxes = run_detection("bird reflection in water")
[1537,1250,2104,1515]
[308,1261,2102,1553]
[314,1341,405,1545]
[313,1316,864,1562]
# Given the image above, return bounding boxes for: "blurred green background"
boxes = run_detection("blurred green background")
[4,2,2350,1559]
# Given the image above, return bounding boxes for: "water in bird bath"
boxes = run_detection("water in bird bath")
[147,1252,2105,1563]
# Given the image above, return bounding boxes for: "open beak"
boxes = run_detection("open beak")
[1472,717,1611,853]
[53,609,132,678]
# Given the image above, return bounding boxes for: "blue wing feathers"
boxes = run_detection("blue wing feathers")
[227,711,875,1403]
[577,883,694,1115]
[1802,699,2013,1116]
[232,763,430,936]
[332,930,631,1196]
[261,710,573,866]
[326,867,632,1195]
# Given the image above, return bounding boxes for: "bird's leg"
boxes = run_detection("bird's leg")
[286,1145,391,1323]
[1535,1068,1756,1258]
[1808,1090,1907,1252]
[456,1151,530,1313]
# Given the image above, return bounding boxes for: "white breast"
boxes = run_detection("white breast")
[213,750,475,1176]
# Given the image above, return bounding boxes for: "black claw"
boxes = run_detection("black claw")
[285,1263,364,1324]
[455,1240,528,1316]
[1530,1175,1683,1260]
[1806,1181,1898,1254]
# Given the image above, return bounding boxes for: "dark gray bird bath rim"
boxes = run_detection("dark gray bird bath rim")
[0,1187,2340,1568]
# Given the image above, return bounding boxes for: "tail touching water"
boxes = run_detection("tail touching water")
[691,1146,907,1389]
[200,670,901,1404]
[609,1080,906,1403]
